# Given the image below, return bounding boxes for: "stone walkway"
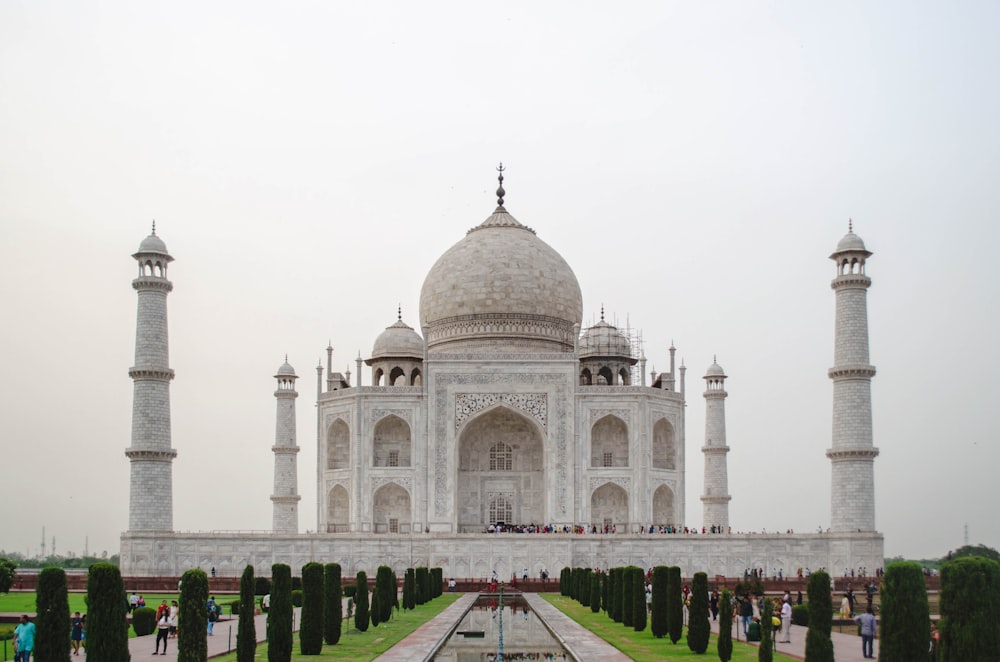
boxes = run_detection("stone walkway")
[373,593,477,662]
[709,613,876,662]
[522,593,632,661]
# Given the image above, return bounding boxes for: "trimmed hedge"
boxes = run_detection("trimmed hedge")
[268,564,293,662]
[805,570,834,662]
[237,565,256,662]
[622,566,635,627]
[300,562,324,654]
[880,561,929,661]
[759,597,774,662]
[939,556,1000,661]
[717,588,733,661]
[86,563,130,662]
[36,566,71,661]
[324,563,343,645]
[632,566,646,632]
[132,606,157,636]
[179,568,209,662]
[791,604,809,626]
[650,566,668,638]
[667,566,683,644]
[686,572,709,653]
[354,571,369,632]
[291,589,303,607]
[590,572,602,614]
[403,568,416,610]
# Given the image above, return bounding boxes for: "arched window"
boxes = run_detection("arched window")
[389,366,405,385]
[489,442,513,471]
[580,368,593,385]
[652,418,676,470]
[489,495,513,523]
[327,419,350,470]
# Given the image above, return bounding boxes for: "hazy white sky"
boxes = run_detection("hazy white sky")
[1,1,997,562]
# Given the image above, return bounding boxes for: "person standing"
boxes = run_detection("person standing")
[154,608,170,655]
[71,612,84,656]
[780,597,793,642]
[710,590,719,621]
[740,594,753,636]
[854,605,878,658]
[168,600,179,638]
[207,596,218,635]
[13,615,35,662]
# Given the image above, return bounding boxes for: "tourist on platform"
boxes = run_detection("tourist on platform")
[780,597,793,643]
[854,605,878,658]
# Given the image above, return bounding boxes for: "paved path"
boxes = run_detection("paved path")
[373,593,477,662]
[522,593,632,662]
[710,613,876,662]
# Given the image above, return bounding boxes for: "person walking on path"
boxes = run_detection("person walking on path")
[154,609,170,655]
[13,614,36,662]
[854,605,878,658]
[739,594,753,636]
[71,611,84,655]
[779,597,793,643]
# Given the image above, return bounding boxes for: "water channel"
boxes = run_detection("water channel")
[430,594,570,661]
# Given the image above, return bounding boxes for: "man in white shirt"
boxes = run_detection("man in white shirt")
[780,597,793,643]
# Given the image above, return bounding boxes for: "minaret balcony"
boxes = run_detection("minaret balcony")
[132,277,173,292]
[701,445,730,454]
[271,445,301,454]
[129,367,175,380]
[827,365,876,379]
[125,448,178,460]
[825,447,880,461]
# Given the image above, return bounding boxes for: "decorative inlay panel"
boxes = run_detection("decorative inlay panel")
[370,476,413,493]
[455,393,547,431]
[589,476,632,492]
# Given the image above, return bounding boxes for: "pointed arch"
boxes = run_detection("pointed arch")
[580,368,593,385]
[591,482,628,529]
[652,484,675,526]
[652,417,676,470]
[327,484,349,532]
[373,368,384,386]
[410,367,422,386]
[619,367,630,385]
[598,366,614,385]
[591,414,629,467]
[373,482,411,533]
[457,406,545,531]
[327,419,350,470]
[373,414,411,467]
[389,366,406,385]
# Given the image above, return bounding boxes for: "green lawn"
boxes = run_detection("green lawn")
[541,595,799,662]
[212,593,461,661]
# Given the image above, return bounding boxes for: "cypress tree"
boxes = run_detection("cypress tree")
[85,563,130,662]
[667,566,683,644]
[687,571,710,653]
[580,568,592,607]
[590,572,602,613]
[299,562,324,654]
[758,597,773,662]
[612,567,625,622]
[805,570,834,662]
[179,568,209,662]
[879,561,929,661]
[403,568,416,610]
[602,569,611,613]
[651,566,668,638]
[632,566,647,632]
[415,567,428,605]
[35,566,70,662]
[324,563,342,645]
[432,568,443,598]
[370,589,381,627]
[268,563,293,662]
[354,571,370,632]
[939,556,1000,661]
[376,566,394,622]
[622,566,635,627]
[717,588,733,662]
[237,565,257,662]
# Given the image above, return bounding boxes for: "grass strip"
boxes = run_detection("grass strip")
[541,594,799,662]
[211,593,461,661]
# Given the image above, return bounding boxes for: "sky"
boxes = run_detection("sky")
[1,1,998,562]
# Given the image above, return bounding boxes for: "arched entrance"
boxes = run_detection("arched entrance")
[373,482,411,534]
[457,406,545,532]
[652,484,675,526]
[591,482,628,530]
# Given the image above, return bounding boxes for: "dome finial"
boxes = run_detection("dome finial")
[600,304,605,322]
[398,303,402,321]
[848,218,853,233]
[496,162,506,207]
[284,353,288,363]
[151,219,156,235]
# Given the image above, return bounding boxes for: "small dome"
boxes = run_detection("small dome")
[579,319,631,359]
[275,359,297,378]
[706,360,726,377]
[372,318,424,360]
[137,233,169,255]
[836,231,867,253]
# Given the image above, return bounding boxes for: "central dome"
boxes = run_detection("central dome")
[419,205,583,353]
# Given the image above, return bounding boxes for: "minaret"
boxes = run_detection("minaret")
[827,222,879,532]
[701,358,731,529]
[272,357,301,534]
[125,224,177,531]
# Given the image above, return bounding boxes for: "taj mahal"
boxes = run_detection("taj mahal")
[120,170,883,578]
